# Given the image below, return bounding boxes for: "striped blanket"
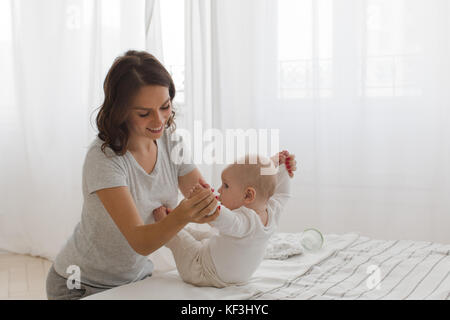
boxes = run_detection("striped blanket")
[86,233,450,300]
[250,234,450,300]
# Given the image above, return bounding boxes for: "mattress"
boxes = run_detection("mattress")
[85,233,450,300]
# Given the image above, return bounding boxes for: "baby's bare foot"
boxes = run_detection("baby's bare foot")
[187,184,204,199]
[153,206,168,222]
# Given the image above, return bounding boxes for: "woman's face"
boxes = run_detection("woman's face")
[127,85,172,140]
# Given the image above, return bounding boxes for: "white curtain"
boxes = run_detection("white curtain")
[0,0,149,259]
[145,0,163,63]
[1,0,449,263]
[182,0,214,186]
[184,0,450,244]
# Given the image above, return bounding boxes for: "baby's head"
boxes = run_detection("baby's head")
[218,155,277,210]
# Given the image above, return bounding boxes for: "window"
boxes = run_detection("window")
[362,0,422,97]
[277,0,423,100]
[277,0,333,99]
[160,0,185,105]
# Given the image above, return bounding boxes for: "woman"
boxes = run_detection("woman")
[46,50,219,300]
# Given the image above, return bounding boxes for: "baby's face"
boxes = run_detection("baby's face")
[217,167,245,210]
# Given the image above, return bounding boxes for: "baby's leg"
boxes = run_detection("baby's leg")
[165,229,209,286]
[166,229,226,288]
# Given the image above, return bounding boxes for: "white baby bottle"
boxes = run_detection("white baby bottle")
[300,228,324,252]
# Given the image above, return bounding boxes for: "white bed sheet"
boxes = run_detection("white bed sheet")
[85,233,450,300]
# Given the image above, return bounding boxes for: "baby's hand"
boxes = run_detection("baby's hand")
[153,206,172,222]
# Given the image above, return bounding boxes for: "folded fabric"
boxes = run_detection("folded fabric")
[264,232,304,260]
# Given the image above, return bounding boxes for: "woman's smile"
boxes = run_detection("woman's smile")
[147,124,163,133]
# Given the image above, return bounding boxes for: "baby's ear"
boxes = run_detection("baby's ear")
[244,187,256,203]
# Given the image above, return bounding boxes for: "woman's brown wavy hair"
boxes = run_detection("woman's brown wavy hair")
[96,50,176,156]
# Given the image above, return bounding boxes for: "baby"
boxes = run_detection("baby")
[153,151,296,288]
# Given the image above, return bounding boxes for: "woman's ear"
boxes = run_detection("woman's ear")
[244,187,256,203]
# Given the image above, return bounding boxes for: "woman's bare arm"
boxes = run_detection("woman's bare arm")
[96,186,218,256]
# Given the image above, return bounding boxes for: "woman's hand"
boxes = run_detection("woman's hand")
[272,150,297,178]
[284,152,297,178]
[171,185,220,225]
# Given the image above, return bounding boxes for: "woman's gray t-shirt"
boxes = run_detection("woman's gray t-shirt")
[53,130,195,288]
